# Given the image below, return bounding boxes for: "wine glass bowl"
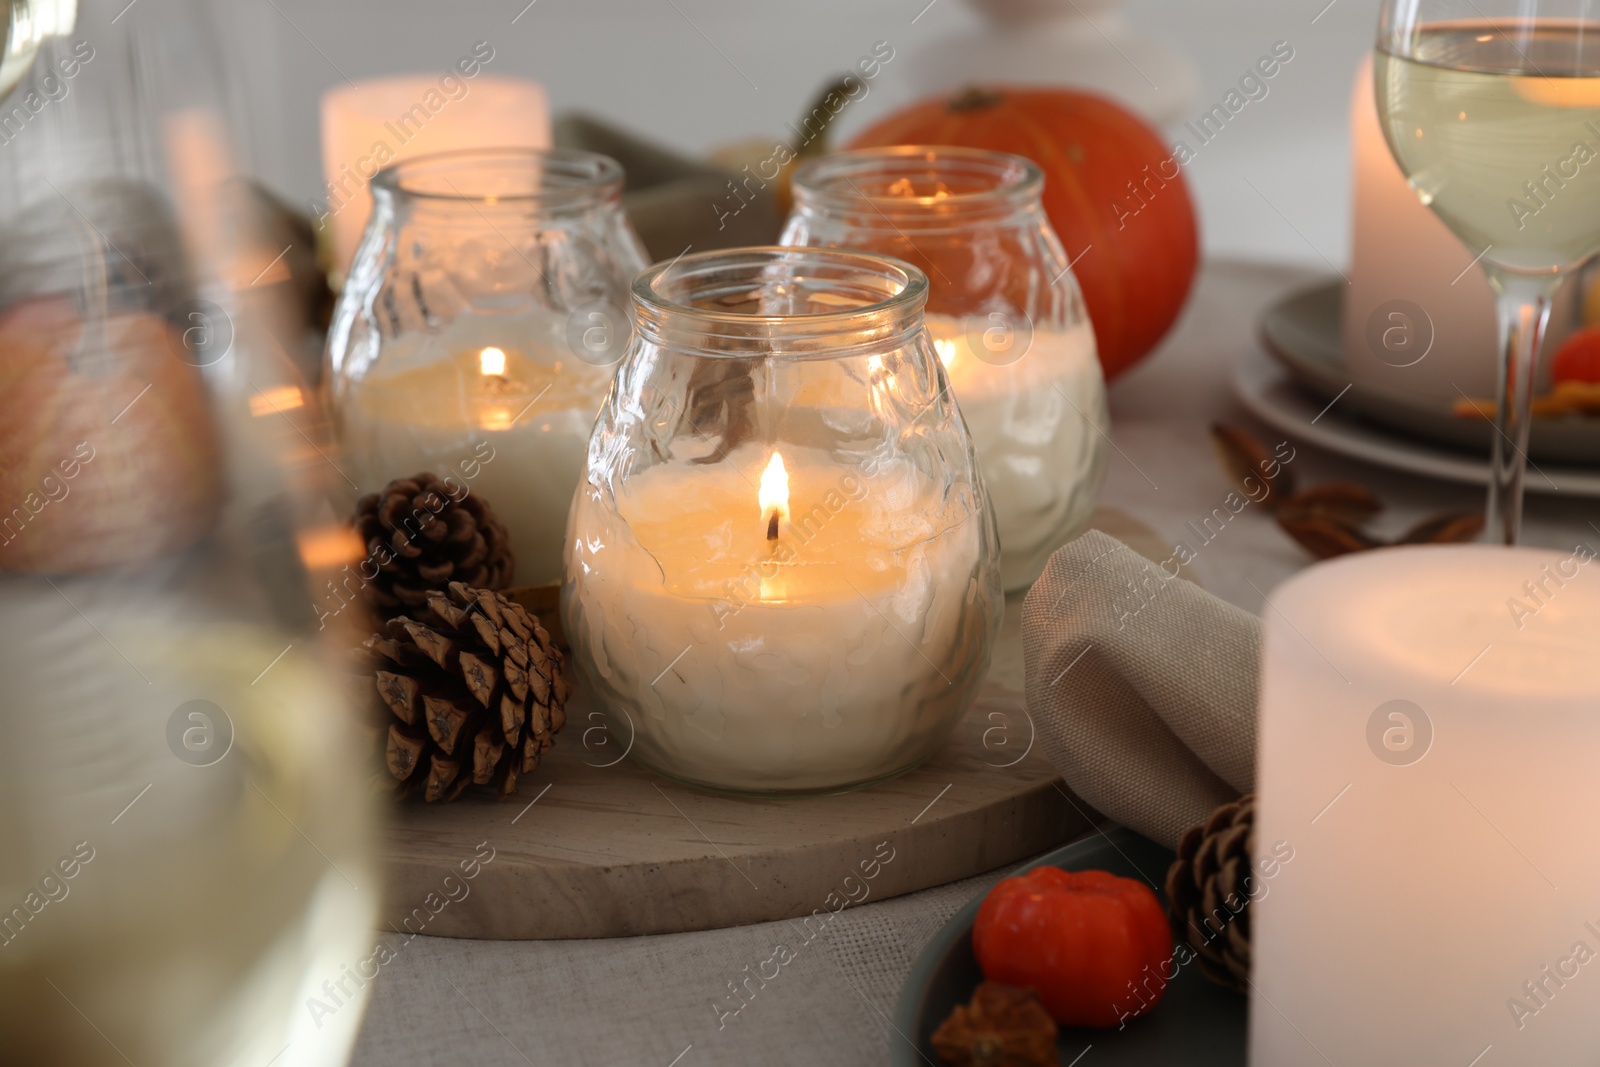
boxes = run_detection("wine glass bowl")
[1375,2,1600,541]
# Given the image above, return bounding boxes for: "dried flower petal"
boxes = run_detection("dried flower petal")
[1277,481,1383,524]
[1398,511,1484,545]
[1277,513,1381,560]
[932,982,1057,1067]
[1210,423,1295,510]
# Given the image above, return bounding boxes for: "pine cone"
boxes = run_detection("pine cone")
[1164,794,1255,993]
[354,472,514,618]
[362,581,569,801]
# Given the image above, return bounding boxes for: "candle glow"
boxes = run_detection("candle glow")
[1253,546,1600,1063]
[919,314,1106,591]
[339,317,616,587]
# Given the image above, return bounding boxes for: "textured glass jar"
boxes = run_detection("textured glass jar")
[0,1,378,1062]
[563,247,1003,795]
[783,146,1109,591]
[326,147,649,586]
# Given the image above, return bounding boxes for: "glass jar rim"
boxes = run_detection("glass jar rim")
[370,146,624,207]
[631,246,930,358]
[790,146,1044,221]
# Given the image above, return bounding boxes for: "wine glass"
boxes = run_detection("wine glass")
[0,1,381,1064]
[1376,1,1600,543]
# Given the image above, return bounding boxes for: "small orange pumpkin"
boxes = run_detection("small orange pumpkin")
[848,86,1200,381]
[0,296,222,573]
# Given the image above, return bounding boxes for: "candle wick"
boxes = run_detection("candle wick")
[766,511,779,541]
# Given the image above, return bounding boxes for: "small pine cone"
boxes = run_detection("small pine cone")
[364,581,570,802]
[1164,793,1255,993]
[354,472,514,618]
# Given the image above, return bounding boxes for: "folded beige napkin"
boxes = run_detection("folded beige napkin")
[1022,530,1259,848]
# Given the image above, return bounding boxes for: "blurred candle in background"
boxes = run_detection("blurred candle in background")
[1343,54,1499,399]
[1252,545,1600,1064]
[1344,55,1586,402]
[319,72,550,284]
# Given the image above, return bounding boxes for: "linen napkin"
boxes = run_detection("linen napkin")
[1022,530,1259,847]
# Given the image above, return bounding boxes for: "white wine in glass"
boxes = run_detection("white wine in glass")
[0,1,382,1064]
[1376,7,1600,542]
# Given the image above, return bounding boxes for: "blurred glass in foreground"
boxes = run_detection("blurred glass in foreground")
[0,1,380,1064]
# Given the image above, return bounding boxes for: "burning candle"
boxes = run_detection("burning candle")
[562,247,1003,795]
[784,147,1108,591]
[923,313,1106,589]
[337,312,613,587]
[566,443,992,793]
[1252,544,1600,1063]
[324,148,647,587]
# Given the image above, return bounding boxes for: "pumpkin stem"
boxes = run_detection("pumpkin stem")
[793,76,859,159]
[949,85,1004,112]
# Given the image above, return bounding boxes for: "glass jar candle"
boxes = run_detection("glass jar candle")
[783,146,1109,591]
[563,247,1003,795]
[326,147,649,587]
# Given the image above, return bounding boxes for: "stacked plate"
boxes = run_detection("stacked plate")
[1236,282,1600,497]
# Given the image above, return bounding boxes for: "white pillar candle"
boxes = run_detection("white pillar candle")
[565,443,991,793]
[319,74,550,284]
[337,312,609,587]
[922,313,1106,591]
[1252,544,1600,1064]
[1344,53,1497,396]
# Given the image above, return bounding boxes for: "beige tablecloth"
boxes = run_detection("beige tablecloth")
[350,260,1598,1067]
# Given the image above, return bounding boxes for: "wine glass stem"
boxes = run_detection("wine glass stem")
[1486,273,1559,545]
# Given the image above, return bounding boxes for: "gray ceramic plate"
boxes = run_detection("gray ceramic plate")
[1234,344,1600,496]
[892,828,1246,1067]
[1259,281,1600,466]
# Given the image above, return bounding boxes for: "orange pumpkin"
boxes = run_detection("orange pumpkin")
[848,87,1200,381]
[0,296,222,573]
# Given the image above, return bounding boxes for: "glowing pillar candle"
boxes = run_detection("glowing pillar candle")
[1252,544,1600,1064]
[1343,54,1499,396]
[319,74,549,283]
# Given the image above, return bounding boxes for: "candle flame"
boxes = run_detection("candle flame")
[933,337,957,368]
[249,385,304,417]
[759,451,789,532]
[479,346,507,377]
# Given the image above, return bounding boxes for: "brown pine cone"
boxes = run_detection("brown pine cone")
[362,581,569,801]
[932,982,1057,1067]
[354,472,513,618]
[1164,793,1255,993]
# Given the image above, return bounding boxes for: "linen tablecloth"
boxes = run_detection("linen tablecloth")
[350,259,1598,1067]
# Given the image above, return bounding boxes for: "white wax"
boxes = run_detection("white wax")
[1344,55,1499,398]
[564,445,996,793]
[338,313,610,586]
[924,313,1107,591]
[1252,545,1600,1065]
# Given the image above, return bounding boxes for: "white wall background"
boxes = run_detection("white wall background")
[227,0,1383,270]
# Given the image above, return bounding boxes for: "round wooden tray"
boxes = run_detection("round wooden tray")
[380,509,1169,940]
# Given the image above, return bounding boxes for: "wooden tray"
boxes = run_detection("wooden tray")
[379,509,1170,940]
